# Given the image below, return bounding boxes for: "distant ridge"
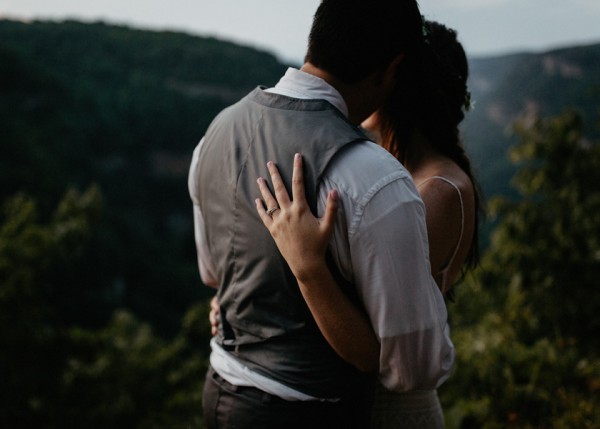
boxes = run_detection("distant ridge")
[1,19,599,249]
[0,19,288,334]
[464,42,600,198]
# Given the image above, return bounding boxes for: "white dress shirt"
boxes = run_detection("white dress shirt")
[189,67,455,398]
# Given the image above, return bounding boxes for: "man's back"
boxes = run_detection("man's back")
[194,85,369,399]
[191,1,452,427]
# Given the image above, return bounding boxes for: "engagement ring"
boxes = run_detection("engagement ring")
[266,207,280,217]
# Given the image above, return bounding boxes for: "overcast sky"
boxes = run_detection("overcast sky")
[2,0,600,64]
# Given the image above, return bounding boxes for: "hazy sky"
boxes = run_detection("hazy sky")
[2,0,600,64]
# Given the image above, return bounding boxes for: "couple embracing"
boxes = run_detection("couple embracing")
[188,0,481,428]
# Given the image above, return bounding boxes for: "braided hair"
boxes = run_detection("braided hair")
[377,20,483,275]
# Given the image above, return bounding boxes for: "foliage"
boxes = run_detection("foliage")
[0,19,287,334]
[0,20,288,427]
[440,111,600,428]
[0,188,211,427]
[0,186,96,426]
[463,43,600,200]
[59,305,210,429]
[2,19,600,428]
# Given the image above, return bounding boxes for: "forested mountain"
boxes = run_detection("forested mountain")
[2,15,599,348]
[0,19,287,335]
[464,43,600,197]
[1,19,599,427]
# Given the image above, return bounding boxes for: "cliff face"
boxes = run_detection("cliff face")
[464,43,600,198]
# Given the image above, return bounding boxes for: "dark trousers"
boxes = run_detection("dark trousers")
[202,366,371,429]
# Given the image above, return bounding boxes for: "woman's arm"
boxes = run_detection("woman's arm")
[255,153,380,373]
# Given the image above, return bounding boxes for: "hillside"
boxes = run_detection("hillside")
[0,19,288,334]
[1,19,599,335]
[464,43,600,198]
[2,20,599,427]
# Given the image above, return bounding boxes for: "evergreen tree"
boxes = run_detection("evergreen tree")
[441,111,600,428]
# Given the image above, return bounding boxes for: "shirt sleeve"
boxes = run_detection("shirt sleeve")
[268,70,451,390]
[188,138,218,288]
[336,170,455,391]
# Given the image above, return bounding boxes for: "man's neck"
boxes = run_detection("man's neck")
[300,62,371,125]
[301,59,402,126]
[299,62,332,85]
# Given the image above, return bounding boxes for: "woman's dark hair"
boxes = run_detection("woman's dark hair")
[305,0,424,83]
[378,20,484,279]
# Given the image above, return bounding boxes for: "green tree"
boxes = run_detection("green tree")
[0,186,101,426]
[0,187,211,428]
[58,303,210,429]
[441,111,600,428]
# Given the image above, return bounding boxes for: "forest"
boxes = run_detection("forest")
[0,19,598,428]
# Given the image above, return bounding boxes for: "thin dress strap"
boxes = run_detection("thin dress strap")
[417,176,465,290]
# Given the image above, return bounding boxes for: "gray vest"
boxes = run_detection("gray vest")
[196,87,368,398]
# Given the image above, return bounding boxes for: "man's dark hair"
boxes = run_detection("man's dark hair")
[305,0,424,83]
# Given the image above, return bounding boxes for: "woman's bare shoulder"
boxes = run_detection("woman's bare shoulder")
[412,158,476,289]
[414,159,474,204]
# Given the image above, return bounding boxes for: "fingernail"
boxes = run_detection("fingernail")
[295,153,301,160]
[267,161,273,167]
[331,189,339,200]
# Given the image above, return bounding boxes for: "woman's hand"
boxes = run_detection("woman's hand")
[209,296,219,336]
[256,154,380,373]
[255,153,339,283]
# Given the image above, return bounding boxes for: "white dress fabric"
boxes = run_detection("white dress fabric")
[370,385,445,429]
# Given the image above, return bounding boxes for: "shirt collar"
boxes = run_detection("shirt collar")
[267,67,349,118]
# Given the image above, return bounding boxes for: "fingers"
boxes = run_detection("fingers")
[291,153,305,204]
[255,154,312,222]
[255,196,274,228]
[210,312,218,335]
[321,189,339,236]
[210,296,219,312]
[267,161,291,208]
[209,296,220,336]
[256,176,279,216]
